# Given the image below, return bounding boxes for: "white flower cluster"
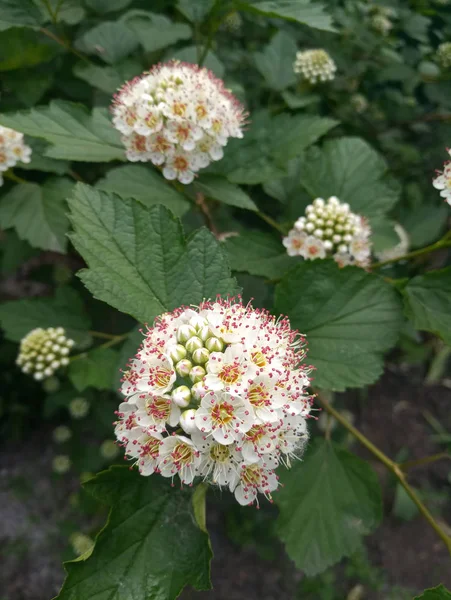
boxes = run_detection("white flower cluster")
[433,149,451,205]
[16,327,74,380]
[114,298,312,506]
[0,125,32,186]
[437,42,451,69]
[283,196,372,268]
[293,49,337,84]
[111,60,246,184]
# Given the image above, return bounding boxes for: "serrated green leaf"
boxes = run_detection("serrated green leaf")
[69,183,238,324]
[254,30,297,92]
[55,467,212,599]
[299,137,400,220]
[85,0,132,13]
[68,348,118,392]
[176,0,215,22]
[0,178,73,252]
[0,100,124,162]
[225,231,297,279]
[193,175,257,211]
[38,0,85,24]
[2,68,54,106]
[237,0,336,32]
[0,287,91,344]
[0,28,60,71]
[168,45,225,78]
[274,261,404,390]
[403,267,451,345]
[123,10,191,53]
[96,164,190,217]
[76,21,138,65]
[0,0,43,31]
[73,58,141,95]
[415,585,451,600]
[276,440,382,576]
[20,138,70,174]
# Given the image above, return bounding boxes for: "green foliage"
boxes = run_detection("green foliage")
[254,30,297,91]
[76,21,139,64]
[123,10,192,54]
[56,467,212,600]
[415,586,451,599]
[275,261,404,390]
[403,267,451,345]
[0,28,60,71]
[193,174,257,211]
[0,0,43,31]
[68,348,119,392]
[69,184,238,324]
[276,440,382,576]
[237,0,335,32]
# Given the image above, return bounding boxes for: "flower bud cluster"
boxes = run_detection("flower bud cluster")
[114,298,313,506]
[283,196,372,268]
[0,125,32,186]
[16,327,74,380]
[293,49,337,84]
[437,42,451,69]
[111,61,246,184]
[433,149,451,205]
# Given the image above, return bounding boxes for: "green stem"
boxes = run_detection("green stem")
[256,212,288,235]
[40,27,90,63]
[372,238,451,269]
[316,391,451,557]
[70,333,128,362]
[198,0,222,66]
[88,330,121,340]
[4,170,28,184]
[399,453,451,472]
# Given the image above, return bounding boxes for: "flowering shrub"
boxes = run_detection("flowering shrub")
[0,1,451,599]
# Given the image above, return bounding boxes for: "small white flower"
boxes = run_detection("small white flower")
[194,390,253,445]
[293,49,337,84]
[302,236,327,260]
[204,344,250,394]
[0,125,32,184]
[158,434,201,484]
[282,230,307,257]
[433,153,451,206]
[134,393,180,432]
[232,462,279,506]
[192,430,240,487]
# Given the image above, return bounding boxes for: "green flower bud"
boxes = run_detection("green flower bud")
[205,337,224,353]
[100,439,119,460]
[53,425,72,444]
[191,380,206,401]
[172,385,191,407]
[192,347,210,365]
[168,344,187,363]
[185,336,203,354]
[176,359,192,377]
[53,454,71,474]
[198,326,212,342]
[176,324,196,343]
[189,365,206,384]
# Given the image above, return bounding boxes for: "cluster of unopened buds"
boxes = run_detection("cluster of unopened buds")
[111,60,246,184]
[293,49,337,84]
[0,125,32,186]
[16,327,74,380]
[433,149,451,205]
[283,196,372,268]
[114,298,313,506]
[437,42,451,69]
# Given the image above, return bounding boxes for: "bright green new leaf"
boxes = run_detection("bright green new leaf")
[73,59,141,95]
[0,100,124,162]
[403,267,451,345]
[0,178,73,252]
[68,348,119,392]
[193,175,258,211]
[76,21,138,65]
[299,137,400,220]
[55,467,212,599]
[225,231,297,279]
[69,184,238,324]
[0,28,59,71]
[123,10,191,53]
[96,164,190,217]
[415,586,451,599]
[238,0,335,32]
[254,31,298,92]
[276,440,382,576]
[0,287,91,344]
[274,261,404,390]
[0,0,43,31]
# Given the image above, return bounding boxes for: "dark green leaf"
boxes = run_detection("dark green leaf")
[254,31,297,92]
[0,178,73,252]
[400,203,448,249]
[85,0,132,13]
[0,28,59,71]
[274,261,404,390]
[68,348,118,392]
[0,0,43,31]
[2,68,54,106]
[403,267,451,345]
[176,0,215,22]
[299,137,400,220]
[415,585,451,600]
[276,440,382,576]
[20,138,70,174]
[96,164,190,217]
[69,184,238,324]
[225,231,297,279]
[56,467,212,599]
[73,59,141,95]
[123,10,191,53]
[76,21,138,65]
[193,175,258,211]
[0,230,36,275]
[0,100,124,162]
[168,45,224,78]
[39,0,85,24]
[238,0,336,32]
[0,287,91,344]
